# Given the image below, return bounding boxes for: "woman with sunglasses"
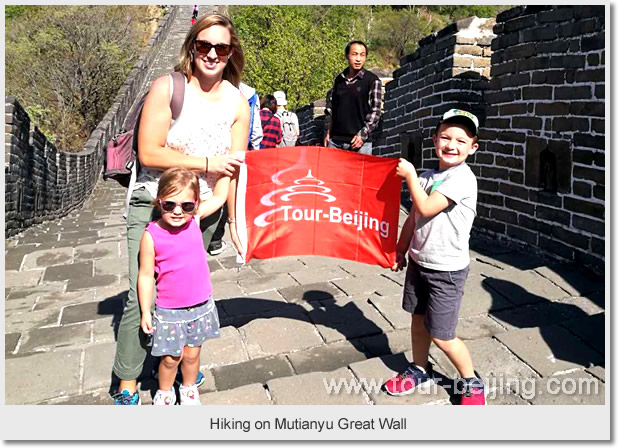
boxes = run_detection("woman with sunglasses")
[138,167,225,405]
[112,14,250,405]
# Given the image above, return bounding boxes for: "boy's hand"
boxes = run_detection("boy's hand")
[391,251,407,272]
[396,158,416,179]
[140,313,153,335]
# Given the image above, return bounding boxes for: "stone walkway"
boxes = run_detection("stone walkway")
[4,6,605,406]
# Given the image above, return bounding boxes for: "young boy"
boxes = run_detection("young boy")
[383,108,485,405]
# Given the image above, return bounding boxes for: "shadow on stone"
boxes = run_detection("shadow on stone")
[104,286,401,396]
[96,292,127,340]
[470,236,548,271]
[220,290,402,372]
[484,277,605,369]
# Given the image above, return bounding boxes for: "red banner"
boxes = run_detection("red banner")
[236,146,401,268]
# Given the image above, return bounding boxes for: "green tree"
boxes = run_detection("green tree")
[5,5,41,20]
[229,5,375,110]
[427,5,512,22]
[370,6,443,68]
[5,6,159,152]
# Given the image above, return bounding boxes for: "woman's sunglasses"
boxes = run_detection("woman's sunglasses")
[159,200,197,213]
[194,40,231,57]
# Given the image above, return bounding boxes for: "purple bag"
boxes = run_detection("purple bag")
[104,72,185,187]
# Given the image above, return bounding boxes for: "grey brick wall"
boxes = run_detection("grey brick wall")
[478,5,605,267]
[4,6,179,238]
[296,99,327,146]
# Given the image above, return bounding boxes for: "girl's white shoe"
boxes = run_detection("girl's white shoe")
[152,389,176,406]
[179,384,201,405]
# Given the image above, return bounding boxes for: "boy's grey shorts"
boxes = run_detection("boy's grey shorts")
[402,259,469,340]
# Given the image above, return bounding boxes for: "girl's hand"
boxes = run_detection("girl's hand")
[391,251,407,272]
[197,201,211,220]
[141,313,153,335]
[396,159,416,179]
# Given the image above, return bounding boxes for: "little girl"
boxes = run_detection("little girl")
[139,167,228,405]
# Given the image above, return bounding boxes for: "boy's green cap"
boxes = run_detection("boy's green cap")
[440,109,479,136]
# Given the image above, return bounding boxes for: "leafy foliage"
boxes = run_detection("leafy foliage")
[371,6,443,66]
[5,6,160,152]
[229,5,367,111]
[427,5,512,23]
[5,5,41,20]
[230,5,509,109]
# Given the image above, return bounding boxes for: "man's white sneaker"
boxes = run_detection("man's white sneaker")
[208,240,227,256]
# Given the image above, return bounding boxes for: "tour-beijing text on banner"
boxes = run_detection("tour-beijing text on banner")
[236,146,401,268]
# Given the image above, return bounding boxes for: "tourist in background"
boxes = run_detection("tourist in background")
[323,40,382,155]
[241,83,264,151]
[259,94,282,149]
[274,90,299,147]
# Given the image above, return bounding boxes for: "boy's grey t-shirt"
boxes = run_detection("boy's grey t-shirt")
[408,162,477,271]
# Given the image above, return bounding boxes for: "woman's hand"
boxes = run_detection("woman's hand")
[229,221,243,255]
[141,313,153,335]
[208,153,245,177]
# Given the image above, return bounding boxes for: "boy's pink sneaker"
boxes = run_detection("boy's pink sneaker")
[459,377,486,405]
[383,363,433,396]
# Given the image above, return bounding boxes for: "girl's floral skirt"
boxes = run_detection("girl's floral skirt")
[151,298,219,357]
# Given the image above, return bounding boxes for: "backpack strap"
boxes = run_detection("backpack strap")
[124,72,185,219]
[169,72,185,120]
